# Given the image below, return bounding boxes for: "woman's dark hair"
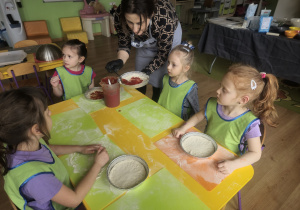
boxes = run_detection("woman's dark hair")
[62,39,87,65]
[119,0,156,34]
[0,87,50,175]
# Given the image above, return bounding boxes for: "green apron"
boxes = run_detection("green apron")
[205,97,258,155]
[158,74,195,119]
[56,66,93,100]
[4,139,73,210]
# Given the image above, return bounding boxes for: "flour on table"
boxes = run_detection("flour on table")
[182,136,215,158]
[109,159,147,189]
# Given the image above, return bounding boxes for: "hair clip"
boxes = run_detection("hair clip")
[181,41,195,50]
[251,79,257,90]
[183,47,190,52]
[260,72,266,79]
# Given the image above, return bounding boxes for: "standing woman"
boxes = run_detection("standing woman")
[105,0,182,102]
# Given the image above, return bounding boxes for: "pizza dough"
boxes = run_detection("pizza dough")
[108,159,147,189]
[182,136,216,158]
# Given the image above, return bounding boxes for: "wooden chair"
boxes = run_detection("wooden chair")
[6,63,53,104]
[59,17,89,44]
[14,40,38,48]
[23,20,52,45]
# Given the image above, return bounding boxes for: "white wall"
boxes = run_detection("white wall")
[274,0,300,19]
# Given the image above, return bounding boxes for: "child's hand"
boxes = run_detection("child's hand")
[50,76,60,88]
[94,146,109,168]
[217,160,236,175]
[172,127,186,138]
[80,145,102,155]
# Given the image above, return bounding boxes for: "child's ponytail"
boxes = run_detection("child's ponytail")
[252,73,279,127]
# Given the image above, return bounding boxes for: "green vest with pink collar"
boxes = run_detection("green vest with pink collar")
[205,97,258,155]
[56,65,93,100]
[3,139,72,210]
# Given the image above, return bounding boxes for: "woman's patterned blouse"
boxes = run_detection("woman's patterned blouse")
[114,0,179,72]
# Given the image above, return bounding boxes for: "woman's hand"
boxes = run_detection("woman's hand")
[105,59,124,73]
[172,127,186,138]
[94,146,109,168]
[141,68,152,76]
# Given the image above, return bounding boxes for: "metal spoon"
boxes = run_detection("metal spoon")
[114,71,122,84]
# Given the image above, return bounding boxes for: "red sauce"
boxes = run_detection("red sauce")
[121,77,143,85]
[100,76,120,107]
[103,88,120,107]
[90,90,104,100]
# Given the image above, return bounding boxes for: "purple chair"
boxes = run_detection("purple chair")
[0,73,13,92]
[5,62,53,104]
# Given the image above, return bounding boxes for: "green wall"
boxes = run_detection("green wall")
[18,0,120,39]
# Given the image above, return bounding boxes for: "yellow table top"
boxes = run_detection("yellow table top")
[49,87,254,210]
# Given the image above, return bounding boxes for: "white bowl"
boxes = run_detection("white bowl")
[118,71,149,89]
[291,18,300,27]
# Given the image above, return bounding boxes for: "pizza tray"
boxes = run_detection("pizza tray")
[180,132,218,158]
[118,71,149,89]
[107,155,149,190]
[84,87,103,101]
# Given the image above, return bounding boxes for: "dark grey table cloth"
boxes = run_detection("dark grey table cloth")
[198,23,300,84]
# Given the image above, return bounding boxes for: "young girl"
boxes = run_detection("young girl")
[50,39,96,100]
[0,87,109,209]
[173,64,279,175]
[158,41,199,121]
